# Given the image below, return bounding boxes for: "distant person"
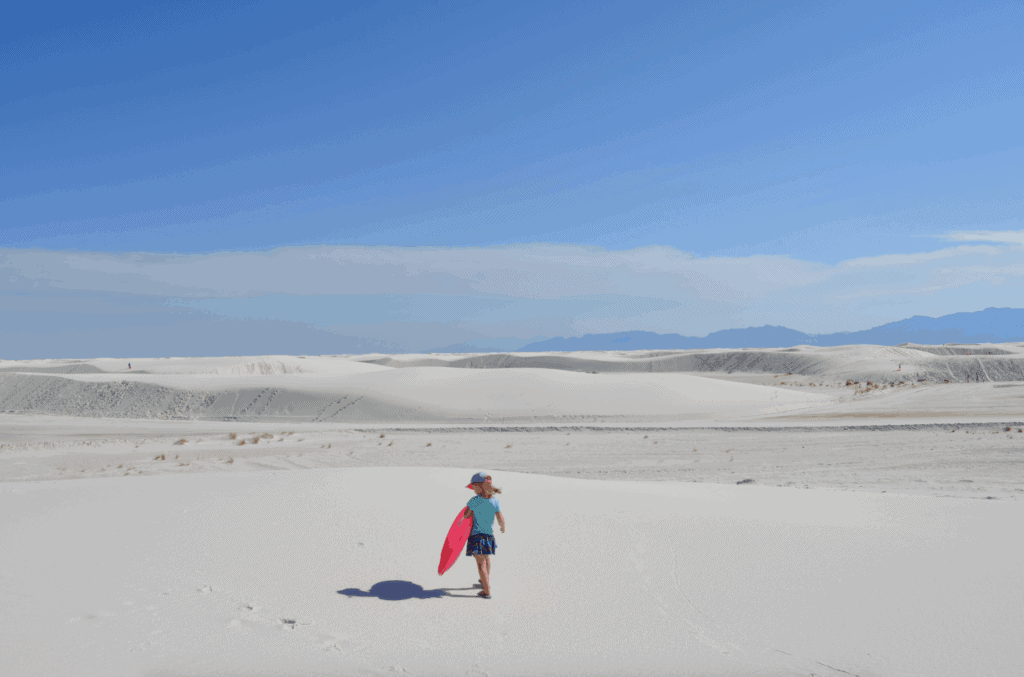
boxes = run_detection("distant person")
[128,362,131,370]
[463,472,505,599]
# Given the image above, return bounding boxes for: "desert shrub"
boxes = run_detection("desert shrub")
[229,433,237,440]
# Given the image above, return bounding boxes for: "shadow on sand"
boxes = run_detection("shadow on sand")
[338,580,479,600]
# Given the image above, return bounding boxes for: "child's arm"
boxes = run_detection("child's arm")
[463,507,473,520]
[496,511,505,533]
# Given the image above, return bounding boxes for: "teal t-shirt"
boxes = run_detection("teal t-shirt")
[467,496,501,536]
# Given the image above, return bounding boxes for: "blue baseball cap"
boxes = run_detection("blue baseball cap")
[466,472,488,488]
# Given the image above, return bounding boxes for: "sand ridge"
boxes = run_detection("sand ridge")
[3,344,1024,424]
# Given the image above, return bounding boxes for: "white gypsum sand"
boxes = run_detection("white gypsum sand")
[1,344,1023,675]
[1,467,1022,677]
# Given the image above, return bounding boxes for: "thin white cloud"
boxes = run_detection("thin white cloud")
[943,229,1024,245]
[3,242,1024,341]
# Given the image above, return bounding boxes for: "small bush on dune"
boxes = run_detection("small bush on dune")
[251,437,260,444]
[238,440,246,446]
[175,439,187,445]
[155,454,165,461]
[228,433,237,440]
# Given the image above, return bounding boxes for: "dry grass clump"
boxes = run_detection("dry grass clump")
[260,432,273,439]
[380,433,386,438]
[227,457,235,464]
[237,439,246,446]
[505,443,512,448]
[426,442,432,447]
[175,438,187,445]
[228,433,237,440]
[251,436,260,444]
[155,454,166,461]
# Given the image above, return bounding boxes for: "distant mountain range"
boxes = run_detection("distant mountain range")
[432,307,1024,353]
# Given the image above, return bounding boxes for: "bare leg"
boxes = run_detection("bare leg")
[474,554,491,595]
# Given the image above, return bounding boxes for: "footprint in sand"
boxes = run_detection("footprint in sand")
[277,618,313,630]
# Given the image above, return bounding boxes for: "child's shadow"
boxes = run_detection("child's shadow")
[338,580,477,601]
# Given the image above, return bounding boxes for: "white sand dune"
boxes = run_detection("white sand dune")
[0,355,832,423]
[2,467,1021,676]
[3,346,1023,675]
[357,342,1024,384]
[3,344,1024,424]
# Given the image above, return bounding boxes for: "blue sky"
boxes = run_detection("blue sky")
[2,1,1023,357]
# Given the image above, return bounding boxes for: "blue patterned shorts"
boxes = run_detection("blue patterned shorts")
[466,533,496,556]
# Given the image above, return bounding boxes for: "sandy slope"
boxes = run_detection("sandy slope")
[2,346,1023,675]
[3,344,1024,424]
[0,355,834,423]
[1,468,1021,677]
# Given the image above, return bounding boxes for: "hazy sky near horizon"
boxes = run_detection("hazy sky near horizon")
[2,1,1024,356]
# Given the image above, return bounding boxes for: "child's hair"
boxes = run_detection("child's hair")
[477,476,502,498]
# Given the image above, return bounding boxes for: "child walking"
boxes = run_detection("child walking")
[463,472,505,599]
